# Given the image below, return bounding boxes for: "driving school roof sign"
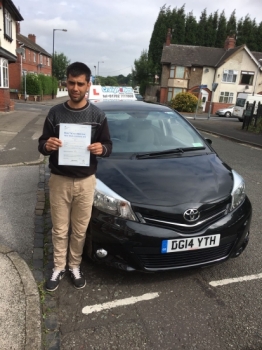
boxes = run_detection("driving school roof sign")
[89,85,136,101]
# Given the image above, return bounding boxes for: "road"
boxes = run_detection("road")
[50,130,262,349]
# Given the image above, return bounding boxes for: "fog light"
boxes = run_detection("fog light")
[96,249,108,258]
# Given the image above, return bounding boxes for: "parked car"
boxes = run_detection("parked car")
[85,101,252,272]
[135,93,144,101]
[215,105,235,117]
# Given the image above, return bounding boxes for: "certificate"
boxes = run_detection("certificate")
[58,123,91,166]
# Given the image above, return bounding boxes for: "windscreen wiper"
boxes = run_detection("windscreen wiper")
[134,146,205,159]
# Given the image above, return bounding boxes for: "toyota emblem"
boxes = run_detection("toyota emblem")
[183,208,200,222]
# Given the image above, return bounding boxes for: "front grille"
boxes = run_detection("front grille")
[137,197,231,233]
[136,242,233,269]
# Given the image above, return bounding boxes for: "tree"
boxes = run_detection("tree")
[132,50,154,95]
[169,5,186,44]
[102,76,118,86]
[255,21,262,52]
[237,15,257,50]
[184,11,197,45]
[227,10,237,37]
[215,10,227,47]
[53,52,70,81]
[196,8,208,46]
[148,5,169,76]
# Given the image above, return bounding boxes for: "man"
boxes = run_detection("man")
[38,62,112,291]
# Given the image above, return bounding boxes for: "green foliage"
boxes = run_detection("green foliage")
[184,11,197,45]
[226,10,237,37]
[53,52,70,80]
[21,73,41,95]
[248,117,262,133]
[21,73,57,95]
[132,49,154,95]
[99,76,118,86]
[38,74,57,95]
[148,5,170,75]
[170,92,198,112]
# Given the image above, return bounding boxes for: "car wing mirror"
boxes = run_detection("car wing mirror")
[205,138,212,145]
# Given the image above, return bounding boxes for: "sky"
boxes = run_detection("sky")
[14,0,262,77]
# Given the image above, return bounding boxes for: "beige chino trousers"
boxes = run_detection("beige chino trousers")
[48,173,96,270]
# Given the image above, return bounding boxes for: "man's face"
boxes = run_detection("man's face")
[66,74,90,104]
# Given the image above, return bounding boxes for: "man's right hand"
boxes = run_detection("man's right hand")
[45,137,62,152]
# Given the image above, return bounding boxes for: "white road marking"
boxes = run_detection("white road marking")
[32,131,42,140]
[82,292,159,315]
[0,130,17,135]
[210,272,262,287]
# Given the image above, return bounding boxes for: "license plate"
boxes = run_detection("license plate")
[161,234,220,253]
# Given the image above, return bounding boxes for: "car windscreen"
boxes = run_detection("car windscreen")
[105,109,206,154]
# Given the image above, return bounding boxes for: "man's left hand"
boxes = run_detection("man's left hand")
[88,142,103,155]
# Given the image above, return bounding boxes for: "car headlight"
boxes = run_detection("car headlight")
[93,179,138,221]
[230,170,246,211]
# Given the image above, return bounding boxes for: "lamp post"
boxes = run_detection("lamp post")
[52,28,67,98]
[252,58,262,96]
[24,71,27,101]
[94,65,96,84]
[97,61,104,85]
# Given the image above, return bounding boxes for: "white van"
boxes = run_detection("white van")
[233,93,262,121]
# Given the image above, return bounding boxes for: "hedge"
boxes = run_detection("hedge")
[21,73,58,95]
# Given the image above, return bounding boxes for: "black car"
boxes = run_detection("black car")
[85,101,252,272]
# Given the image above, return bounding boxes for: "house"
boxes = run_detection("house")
[160,28,262,113]
[9,22,52,96]
[0,0,23,111]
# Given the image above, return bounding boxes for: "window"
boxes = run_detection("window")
[4,10,12,38]
[47,57,50,66]
[222,70,238,83]
[219,91,234,103]
[33,53,36,62]
[40,55,43,64]
[0,59,9,87]
[168,87,184,102]
[175,66,185,79]
[170,65,189,79]
[240,71,254,85]
[22,49,26,59]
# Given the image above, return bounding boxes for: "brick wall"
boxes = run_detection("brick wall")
[188,68,202,89]
[0,89,13,112]
[9,62,22,90]
[9,54,52,91]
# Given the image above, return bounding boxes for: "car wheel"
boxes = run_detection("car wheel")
[238,118,243,122]
[225,112,231,118]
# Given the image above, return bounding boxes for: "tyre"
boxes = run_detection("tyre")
[225,112,231,118]
[238,118,243,122]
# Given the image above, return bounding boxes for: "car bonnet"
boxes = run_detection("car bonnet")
[96,154,233,206]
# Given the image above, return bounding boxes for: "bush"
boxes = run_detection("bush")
[21,74,58,95]
[170,92,198,112]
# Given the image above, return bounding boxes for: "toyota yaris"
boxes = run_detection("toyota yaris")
[84,101,252,271]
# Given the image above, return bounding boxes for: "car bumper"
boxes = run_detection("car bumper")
[85,197,252,272]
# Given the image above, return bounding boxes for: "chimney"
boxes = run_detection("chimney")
[166,28,172,46]
[16,22,20,34]
[224,35,236,50]
[28,34,36,43]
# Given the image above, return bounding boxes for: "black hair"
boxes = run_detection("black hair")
[66,62,91,82]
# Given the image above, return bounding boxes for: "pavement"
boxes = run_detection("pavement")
[0,103,261,350]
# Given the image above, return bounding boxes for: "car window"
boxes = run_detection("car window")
[235,98,246,107]
[105,110,205,154]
